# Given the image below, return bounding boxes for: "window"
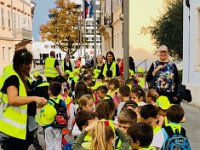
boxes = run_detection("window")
[1,8,4,27]
[8,10,11,28]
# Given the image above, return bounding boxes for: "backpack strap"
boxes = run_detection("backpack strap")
[49,98,60,107]
[164,126,186,137]
[164,126,174,138]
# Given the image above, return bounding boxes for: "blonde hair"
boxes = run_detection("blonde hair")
[90,121,114,150]
[78,94,94,110]
[146,89,159,103]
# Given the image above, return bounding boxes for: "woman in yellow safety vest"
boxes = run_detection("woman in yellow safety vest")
[0,49,47,150]
[103,51,120,77]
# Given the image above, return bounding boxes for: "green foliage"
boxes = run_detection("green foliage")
[148,0,183,61]
[40,0,80,55]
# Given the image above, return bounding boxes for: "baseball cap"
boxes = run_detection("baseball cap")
[35,103,57,126]
[33,71,40,77]
[156,95,171,110]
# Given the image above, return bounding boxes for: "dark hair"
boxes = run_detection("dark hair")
[96,85,108,94]
[97,74,105,80]
[140,105,157,119]
[106,51,115,61]
[118,109,137,125]
[106,70,113,77]
[119,85,130,97]
[13,48,33,90]
[109,78,120,89]
[127,122,153,148]
[52,75,67,83]
[75,81,91,102]
[95,99,115,120]
[49,81,62,96]
[131,85,146,101]
[122,100,138,111]
[167,105,184,123]
[50,51,55,57]
[75,110,97,131]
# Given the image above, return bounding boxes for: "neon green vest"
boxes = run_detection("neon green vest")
[103,61,117,77]
[44,57,59,78]
[36,82,50,87]
[0,64,28,140]
[153,126,161,134]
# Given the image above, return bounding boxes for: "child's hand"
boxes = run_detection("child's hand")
[84,121,98,132]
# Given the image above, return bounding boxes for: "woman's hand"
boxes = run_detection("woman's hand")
[153,65,164,76]
[34,97,47,107]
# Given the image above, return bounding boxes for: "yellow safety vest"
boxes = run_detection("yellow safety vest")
[44,57,59,78]
[36,82,50,87]
[103,61,117,77]
[0,64,28,140]
[153,126,161,134]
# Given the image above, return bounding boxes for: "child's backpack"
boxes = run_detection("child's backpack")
[162,126,191,150]
[49,99,68,128]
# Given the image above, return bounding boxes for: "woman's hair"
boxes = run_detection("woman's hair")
[13,48,33,90]
[106,51,115,62]
[78,94,94,110]
[75,81,91,102]
[90,120,114,150]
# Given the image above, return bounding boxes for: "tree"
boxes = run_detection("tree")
[40,0,80,55]
[147,0,183,61]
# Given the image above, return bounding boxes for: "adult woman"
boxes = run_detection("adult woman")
[146,45,180,104]
[0,49,47,150]
[102,51,120,77]
[93,54,104,78]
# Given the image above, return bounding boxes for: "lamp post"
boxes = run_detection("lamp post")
[123,0,129,81]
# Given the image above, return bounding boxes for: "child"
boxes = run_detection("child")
[140,104,164,149]
[127,122,155,150]
[162,105,190,149]
[146,89,159,106]
[117,85,131,115]
[36,81,66,150]
[156,96,171,127]
[96,85,109,101]
[78,94,95,112]
[73,120,130,150]
[107,78,120,105]
[136,67,146,89]
[130,86,146,106]
[72,94,95,137]
[115,109,137,149]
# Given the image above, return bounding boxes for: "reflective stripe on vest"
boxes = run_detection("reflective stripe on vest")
[44,57,59,78]
[0,64,27,140]
[103,61,117,77]
[36,82,50,87]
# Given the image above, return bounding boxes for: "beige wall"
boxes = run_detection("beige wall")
[0,0,33,72]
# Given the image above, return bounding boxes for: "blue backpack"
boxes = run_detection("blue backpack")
[162,126,191,150]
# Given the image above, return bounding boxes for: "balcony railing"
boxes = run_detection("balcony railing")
[13,28,32,41]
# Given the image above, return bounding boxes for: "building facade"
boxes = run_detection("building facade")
[183,0,200,107]
[83,0,102,58]
[0,0,34,72]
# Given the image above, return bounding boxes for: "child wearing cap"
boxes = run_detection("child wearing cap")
[156,95,171,127]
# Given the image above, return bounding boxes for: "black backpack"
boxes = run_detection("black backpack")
[49,99,68,128]
[162,126,191,150]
